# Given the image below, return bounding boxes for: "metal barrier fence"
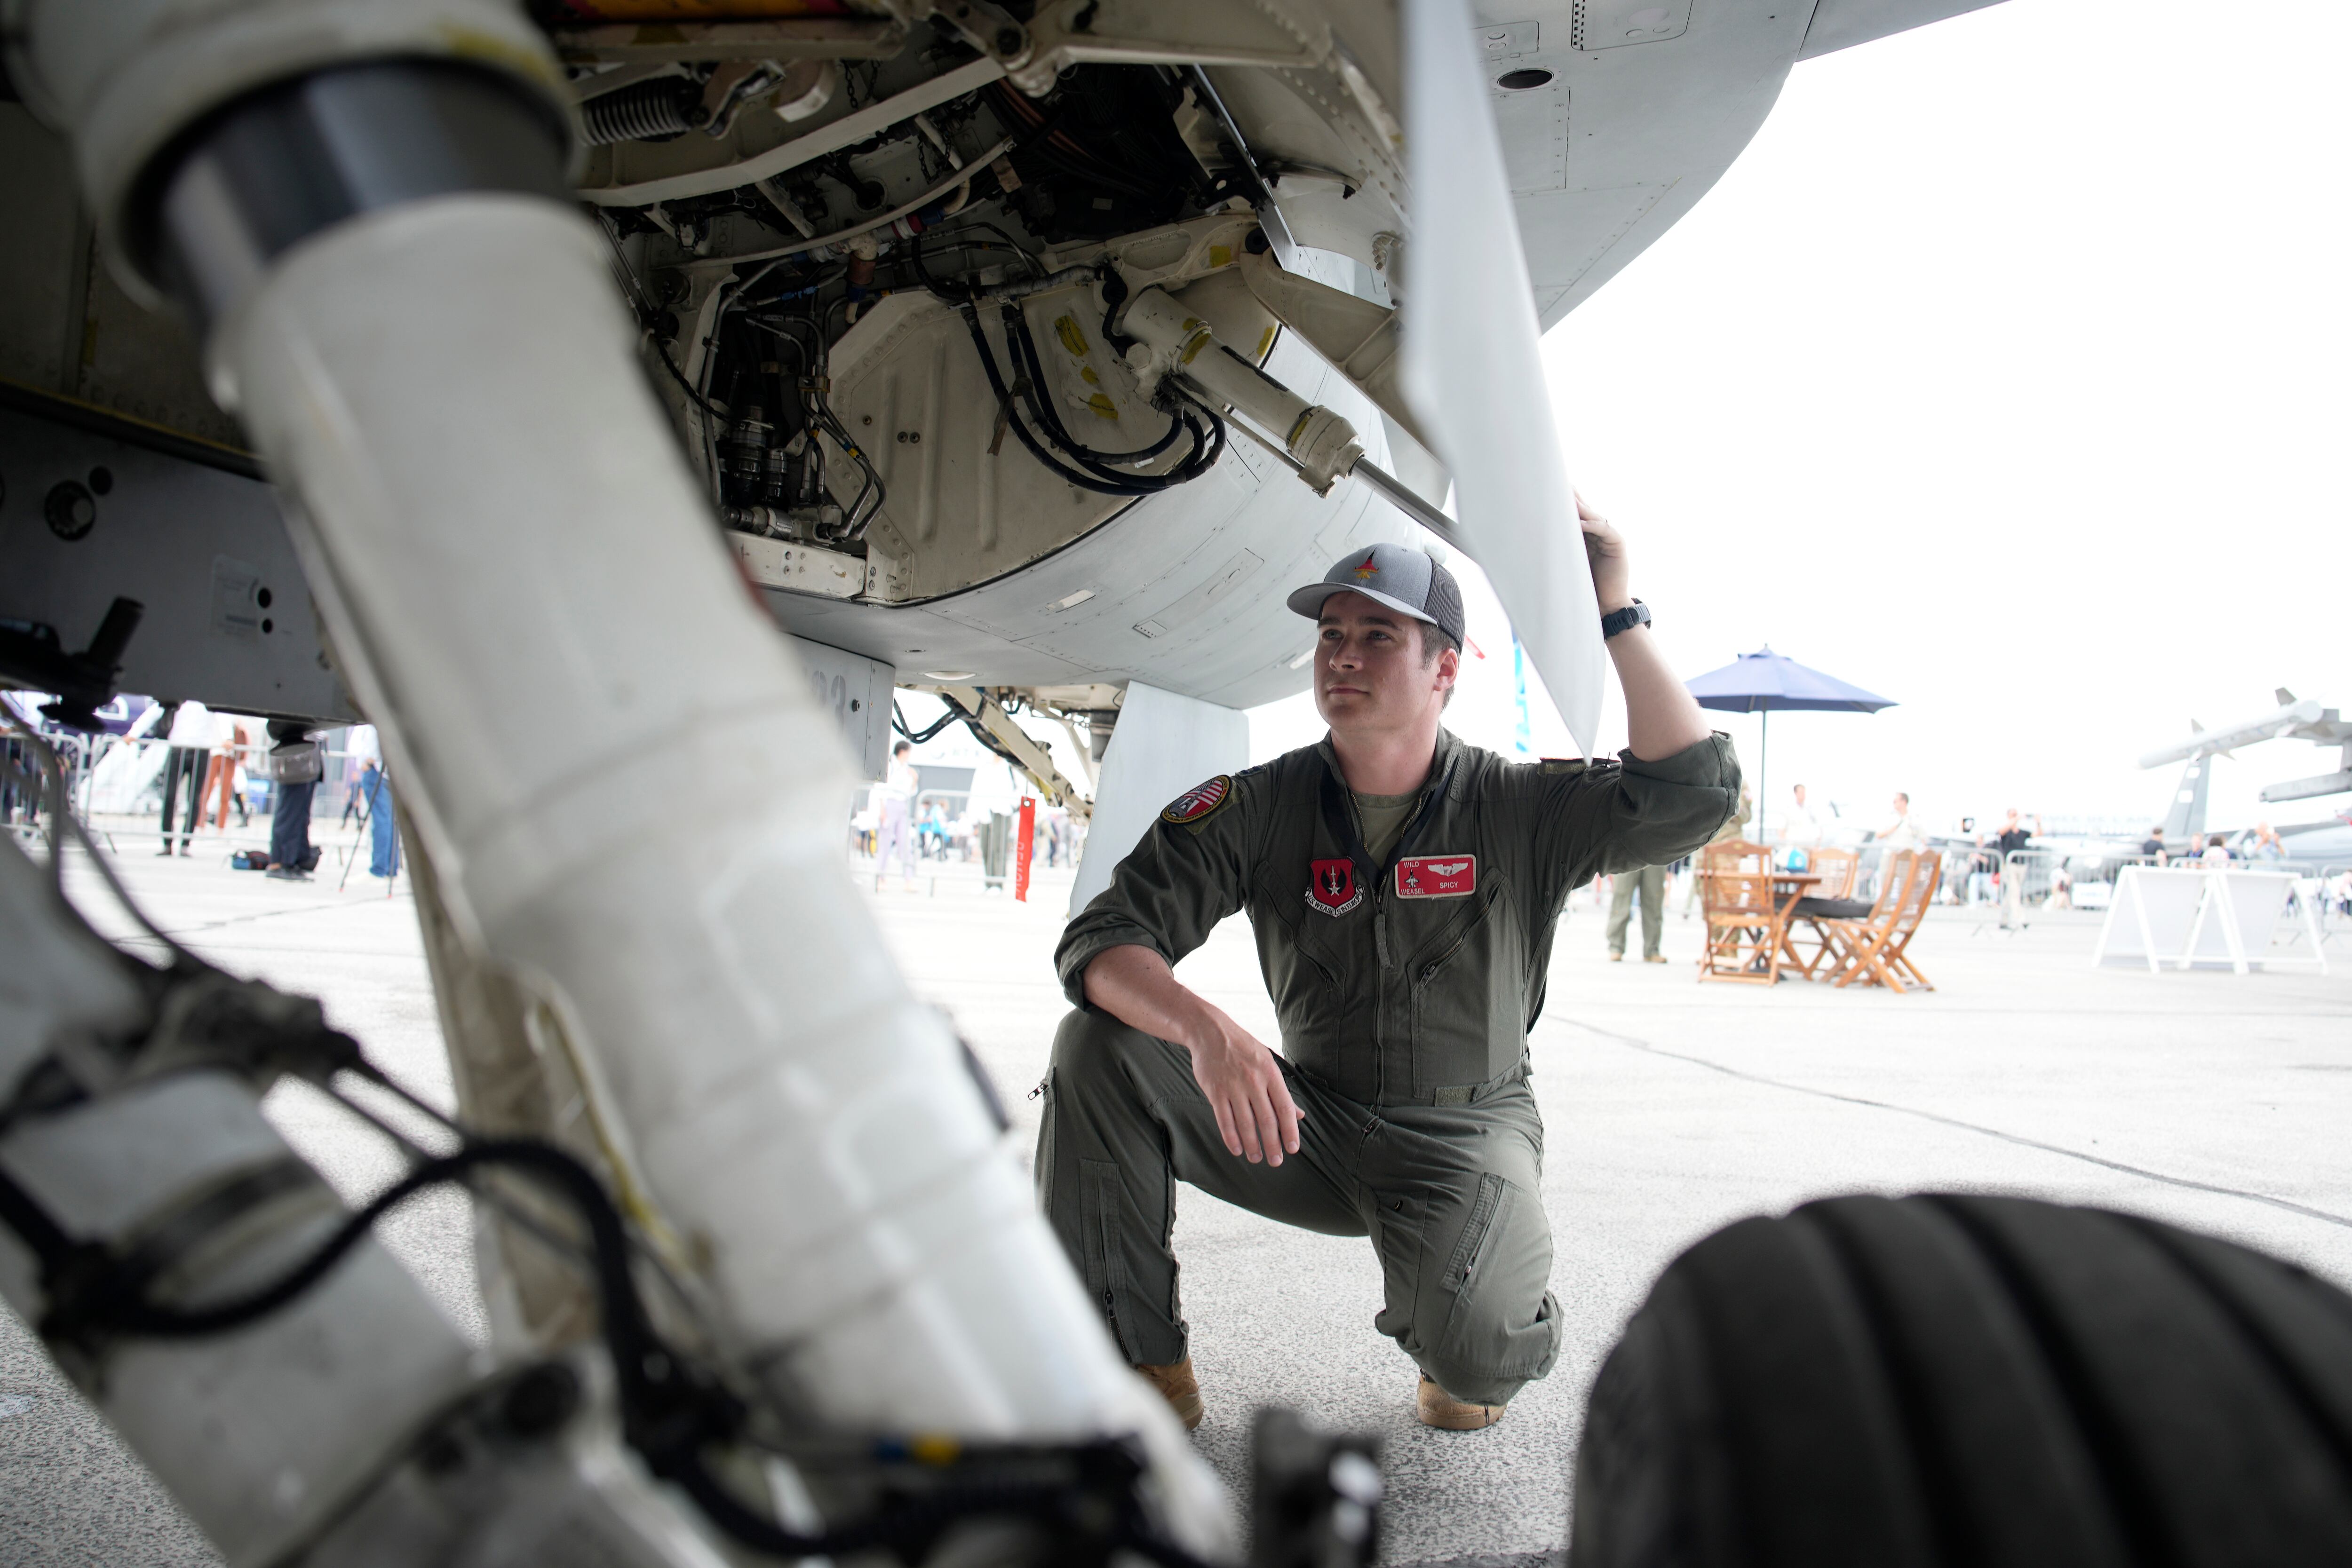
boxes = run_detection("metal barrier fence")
[4,726,381,839]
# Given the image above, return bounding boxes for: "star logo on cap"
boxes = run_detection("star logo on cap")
[1351,552,1379,582]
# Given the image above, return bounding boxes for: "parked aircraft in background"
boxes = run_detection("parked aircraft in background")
[2140,689,2352,810]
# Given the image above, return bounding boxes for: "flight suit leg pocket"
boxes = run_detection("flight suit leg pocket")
[1439,1172,1508,1326]
[1434,1172,1559,1393]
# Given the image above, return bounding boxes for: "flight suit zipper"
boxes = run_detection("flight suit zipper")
[1319,747,1458,1105]
[1421,926,1472,985]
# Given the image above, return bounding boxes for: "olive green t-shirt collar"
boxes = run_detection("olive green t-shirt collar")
[1316,727,1465,872]
[1312,725,1464,811]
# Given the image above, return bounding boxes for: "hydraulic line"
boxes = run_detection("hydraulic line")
[1000,301,1211,478]
[957,298,1224,498]
[891,700,962,746]
[969,303,1207,496]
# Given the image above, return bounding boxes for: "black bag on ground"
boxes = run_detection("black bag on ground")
[1572,1192,2352,1568]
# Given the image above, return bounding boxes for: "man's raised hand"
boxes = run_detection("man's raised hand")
[1575,489,1633,612]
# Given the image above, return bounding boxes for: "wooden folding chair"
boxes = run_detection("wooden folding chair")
[1699,867,1784,984]
[1806,847,1859,900]
[1822,851,1942,992]
[1784,847,1865,978]
[1699,839,1771,876]
[1874,854,1941,990]
[1815,851,1914,988]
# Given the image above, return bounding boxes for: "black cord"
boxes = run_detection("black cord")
[959,304,1223,497]
[8,1121,1206,1563]
[0,748,1237,1564]
[652,332,727,420]
[892,700,963,746]
[593,212,731,422]
[929,220,1048,277]
[1001,302,1209,480]
[961,304,1141,496]
[63,1141,645,1338]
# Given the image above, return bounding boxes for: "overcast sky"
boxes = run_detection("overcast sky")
[1254,0,2351,839]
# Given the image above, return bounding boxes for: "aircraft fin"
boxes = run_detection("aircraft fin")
[1068,682,1250,916]
[1797,0,2008,61]
[2161,754,2211,843]
[1398,0,1605,757]
[2277,686,2297,705]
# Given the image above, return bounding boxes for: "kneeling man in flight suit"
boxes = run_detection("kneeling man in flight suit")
[1041,502,1737,1430]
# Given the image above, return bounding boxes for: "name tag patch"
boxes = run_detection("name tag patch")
[1306,857,1363,917]
[1396,854,1476,899]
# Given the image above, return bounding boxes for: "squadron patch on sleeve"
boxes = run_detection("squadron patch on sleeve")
[1160,775,1235,828]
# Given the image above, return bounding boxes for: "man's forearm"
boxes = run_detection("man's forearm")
[1605,621,1713,761]
[1081,943,1220,1050]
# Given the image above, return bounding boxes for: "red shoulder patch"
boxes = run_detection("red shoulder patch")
[1160,775,1234,827]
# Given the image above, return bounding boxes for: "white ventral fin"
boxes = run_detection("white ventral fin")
[1398,0,1605,758]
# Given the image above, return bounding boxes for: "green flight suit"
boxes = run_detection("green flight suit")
[1041,727,1740,1404]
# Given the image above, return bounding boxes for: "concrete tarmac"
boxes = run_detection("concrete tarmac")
[5,837,2349,1567]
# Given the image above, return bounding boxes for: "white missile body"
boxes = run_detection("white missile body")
[2137,699,2326,769]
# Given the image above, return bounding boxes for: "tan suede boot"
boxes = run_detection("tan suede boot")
[1136,1357,1204,1431]
[1416,1373,1506,1430]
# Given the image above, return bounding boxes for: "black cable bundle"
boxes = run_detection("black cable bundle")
[958,297,1224,498]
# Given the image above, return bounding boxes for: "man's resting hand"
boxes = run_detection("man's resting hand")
[1081,944,1304,1166]
[1183,1012,1303,1167]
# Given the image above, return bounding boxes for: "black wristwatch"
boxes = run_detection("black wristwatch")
[1600,598,1650,639]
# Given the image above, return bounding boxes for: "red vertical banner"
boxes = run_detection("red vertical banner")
[1015,796,1036,902]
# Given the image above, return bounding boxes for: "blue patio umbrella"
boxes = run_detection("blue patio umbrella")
[1685,647,1896,845]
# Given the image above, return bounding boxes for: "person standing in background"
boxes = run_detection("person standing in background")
[341,723,381,825]
[1875,792,1921,849]
[1605,861,1668,963]
[1777,782,1822,851]
[0,693,42,828]
[265,720,324,880]
[158,699,212,856]
[362,755,400,879]
[874,739,920,892]
[229,725,257,826]
[201,712,248,830]
[1993,808,2038,927]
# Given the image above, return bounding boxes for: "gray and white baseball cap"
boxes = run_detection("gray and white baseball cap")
[1286,542,1466,648]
